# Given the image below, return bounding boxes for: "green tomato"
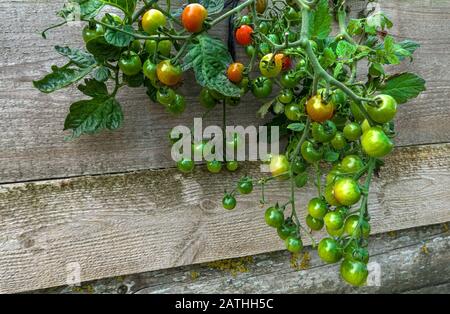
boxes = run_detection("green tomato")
[226,160,239,172]
[367,94,397,123]
[118,52,142,76]
[333,177,361,206]
[332,114,348,131]
[301,141,323,163]
[312,120,337,143]
[265,206,284,228]
[284,103,302,121]
[237,177,253,194]
[267,33,280,44]
[240,15,252,25]
[258,42,271,56]
[157,40,172,57]
[285,236,303,253]
[331,132,347,150]
[340,259,368,286]
[251,77,273,98]
[130,40,141,53]
[295,174,308,188]
[326,225,345,237]
[278,89,294,104]
[318,238,343,264]
[324,211,344,230]
[245,45,256,57]
[200,88,217,109]
[361,127,394,158]
[144,39,157,55]
[331,89,347,106]
[177,158,194,173]
[143,59,157,82]
[258,21,269,34]
[156,87,176,105]
[344,215,371,238]
[344,245,370,264]
[101,13,123,25]
[223,194,237,210]
[343,122,363,141]
[306,215,324,231]
[280,70,302,89]
[82,24,104,43]
[292,158,307,174]
[167,94,186,115]
[307,197,328,219]
[350,102,365,122]
[207,160,223,173]
[341,155,364,174]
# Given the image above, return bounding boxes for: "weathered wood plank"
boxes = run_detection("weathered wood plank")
[1,143,449,293]
[35,224,450,294]
[0,0,449,182]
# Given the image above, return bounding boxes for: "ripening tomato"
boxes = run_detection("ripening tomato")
[361,127,394,158]
[181,3,208,33]
[306,95,335,122]
[259,53,283,78]
[270,154,290,179]
[256,0,268,13]
[333,177,361,206]
[340,259,368,286]
[156,60,182,86]
[367,94,397,123]
[142,9,166,34]
[235,25,254,46]
[227,62,245,83]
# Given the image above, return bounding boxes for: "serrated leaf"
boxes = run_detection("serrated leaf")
[64,96,123,138]
[58,0,104,20]
[183,34,240,97]
[320,47,336,68]
[86,36,122,60]
[336,41,357,59]
[104,25,135,47]
[78,78,108,97]
[257,99,276,118]
[55,46,96,68]
[380,73,426,104]
[99,0,136,17]
[287,123,305,132]
[172,0,224,17]
[33,64,94,93]
[308,0,331,40]
[93,66,110,82]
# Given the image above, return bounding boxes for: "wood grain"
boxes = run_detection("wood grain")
[0,0,449,182]
[1,143,449,293]
[36,224,450,294]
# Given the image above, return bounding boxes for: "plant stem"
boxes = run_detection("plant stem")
[210,0,256,27]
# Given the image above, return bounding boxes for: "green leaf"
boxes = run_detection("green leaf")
[183,34,240,97]
[58,0,104,20]
[86,37,122,61]
[104,25,135,47]
[64,96,124,138]
[201,0,225,15]
[78,78,109,97]
[93,66,110,82]
[33,64,94,93]
[324,150,340,162]
[55,46,96,68]
[380,73,426,104]
[287,123,305,132]
[336,41,357,59]
[257,99,276,118]
[397,40,420,61]
[99,0,137,17]
[308,0,331,40]
[320,47,336,68]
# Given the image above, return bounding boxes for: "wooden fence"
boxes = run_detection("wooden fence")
[0,0,449,293]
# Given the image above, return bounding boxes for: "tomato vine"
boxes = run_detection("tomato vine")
[35,0,426,287]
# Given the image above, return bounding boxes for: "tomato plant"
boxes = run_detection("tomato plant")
[35,0,425,288]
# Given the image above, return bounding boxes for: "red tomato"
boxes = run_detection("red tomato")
[181,4,208,33]
[235,25,254,46]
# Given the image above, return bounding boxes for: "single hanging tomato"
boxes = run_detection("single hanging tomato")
[82,23,104,43]
[340,259,368,286]
[306,94,335,122]
[156,60,182,86]
[333,177,361,206]
[200,88,217,109]
[280,70,301,89]
[278,89,294,104]
[237,177,253,194]
[251,77,273,98]
[118,52,142,76]
[308,197,328,219]
[331,132,347,150]
[227,62,245,83]
[344,215,371,238]
[157,40,172,57]
[361,127,394,157]
[177,158,194,173]
[256,0,268,13]
[207,160,222,173]
[181,3,208,33]
[285,236,303,253]
[312,120,337,143]
[265,206,284,228]
[142,9,166,34]
[324,211,344,230]
[318,238,343,264]
[301,141,323,163]
[226,161,239,172]
[222,194,237,210]
[259,53,283,78]
[367,94,397,123]
[235,25,253,46]
[284,103,302,121]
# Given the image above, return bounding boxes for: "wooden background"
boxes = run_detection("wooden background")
[0,0,449,293]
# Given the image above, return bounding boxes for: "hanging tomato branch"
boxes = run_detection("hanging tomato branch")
[34,0,426,286]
